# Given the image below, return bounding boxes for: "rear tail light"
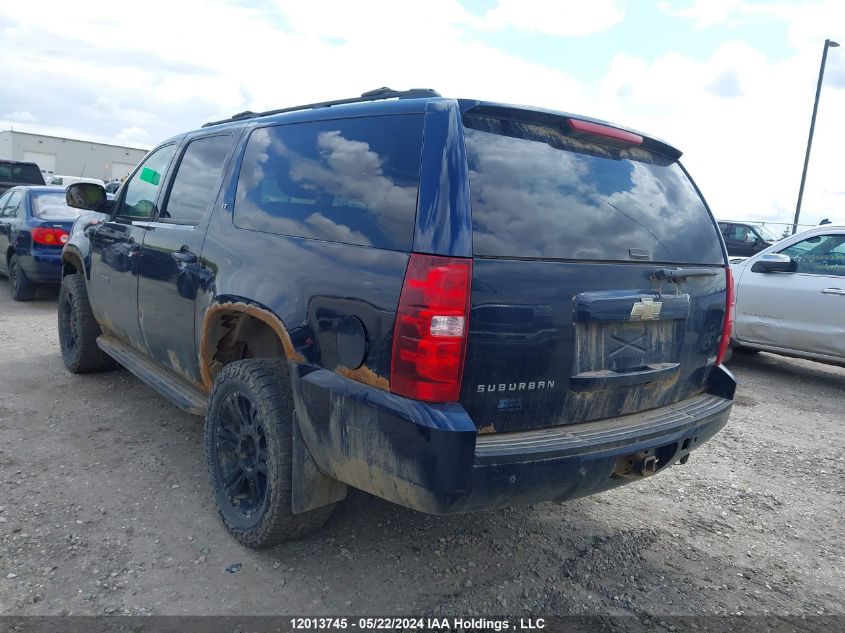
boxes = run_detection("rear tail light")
[715,267,735,365]
[390,254,472,402]
[32,227,69,246]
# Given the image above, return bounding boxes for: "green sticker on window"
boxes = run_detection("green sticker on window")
[139,167,161,186]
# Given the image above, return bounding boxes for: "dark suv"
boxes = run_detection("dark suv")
[718,221,778,257]
[58,88,736,547]
[0,159,46,196]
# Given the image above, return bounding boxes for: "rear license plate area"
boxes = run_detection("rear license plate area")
[573,320,682,375]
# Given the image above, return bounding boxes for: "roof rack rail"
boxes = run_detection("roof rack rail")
[201,87,441,128]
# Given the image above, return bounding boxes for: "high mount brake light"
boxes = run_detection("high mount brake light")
[567,118,643,147]
[715,267,735,365]
[390,254,472,403]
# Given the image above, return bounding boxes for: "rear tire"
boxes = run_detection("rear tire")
[205,358,335,548]
[58,273,116,373]
[8,255,36,301]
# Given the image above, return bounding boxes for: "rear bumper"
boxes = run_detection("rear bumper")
[291,364,735,514]
[17,249,63,283]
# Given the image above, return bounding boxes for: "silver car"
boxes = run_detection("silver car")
[731,224,845,365]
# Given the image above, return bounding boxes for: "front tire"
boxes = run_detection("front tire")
[205,359,335,548]
[8,255,36,301]
[58,273,116,373]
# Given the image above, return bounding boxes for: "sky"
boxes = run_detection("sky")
[1,0,843,228]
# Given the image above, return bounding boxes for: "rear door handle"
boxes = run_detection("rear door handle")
[821,288,845,296]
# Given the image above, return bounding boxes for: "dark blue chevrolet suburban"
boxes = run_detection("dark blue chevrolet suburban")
[58,88,736,547]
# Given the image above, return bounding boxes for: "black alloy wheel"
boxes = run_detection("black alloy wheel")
[214,391,270,516]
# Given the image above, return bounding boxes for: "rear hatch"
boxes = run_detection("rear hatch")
[459,107,728,433]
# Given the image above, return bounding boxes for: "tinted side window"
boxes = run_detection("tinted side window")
[161,135,231,224]
[117,144,178,219]
[780,234,845,277]
[464,116,724,264]
[234,115,423,250]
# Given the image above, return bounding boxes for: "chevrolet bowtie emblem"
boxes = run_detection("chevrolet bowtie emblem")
[630,297,662,321]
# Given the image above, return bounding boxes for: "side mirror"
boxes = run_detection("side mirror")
[66,182,107,211]
[744,233,756,243]
[751,253,797,274]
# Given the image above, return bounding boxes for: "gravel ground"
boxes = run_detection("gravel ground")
[0,281,843,618]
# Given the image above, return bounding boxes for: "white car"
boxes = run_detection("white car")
[47,175,105,188]
[730,224,845,365]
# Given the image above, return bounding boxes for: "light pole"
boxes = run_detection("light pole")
[792,38,839,235]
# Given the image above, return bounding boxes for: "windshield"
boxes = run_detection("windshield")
[464,115,724,264]
[32,192,82,219]
[754,225,779,241]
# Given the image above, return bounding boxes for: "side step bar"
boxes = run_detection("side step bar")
[97,336,208,415]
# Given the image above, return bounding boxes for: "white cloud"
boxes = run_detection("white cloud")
[663,0,844,47]
[771,1,844,50]
[660,0,744,29]
[116,127,150,143]
[0,0,592,132]
[276,0,487,40]
[485,0,625,37]
[2,111,37,122]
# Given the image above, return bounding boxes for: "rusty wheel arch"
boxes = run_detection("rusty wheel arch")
[199,301,305,391]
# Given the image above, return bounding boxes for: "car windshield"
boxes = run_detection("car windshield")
[32,192,82,219]
[754,225,779,241]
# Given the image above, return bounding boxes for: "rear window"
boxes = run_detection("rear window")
[464,115,724,264]
[32,192,81,219]
[234,115,424,250]
[0,163,45,185]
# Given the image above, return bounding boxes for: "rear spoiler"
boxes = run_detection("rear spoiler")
[458,101,682,161]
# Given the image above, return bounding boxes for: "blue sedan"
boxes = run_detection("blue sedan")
[0,186,83,300]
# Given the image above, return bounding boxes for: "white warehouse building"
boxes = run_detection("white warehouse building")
[0,130,148,182]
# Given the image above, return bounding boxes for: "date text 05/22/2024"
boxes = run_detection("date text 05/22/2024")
[289,617,547,631]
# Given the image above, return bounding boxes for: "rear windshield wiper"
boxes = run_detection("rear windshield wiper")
[650,268,718,282]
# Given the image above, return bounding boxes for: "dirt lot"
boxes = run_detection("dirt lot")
[0,282,843,618]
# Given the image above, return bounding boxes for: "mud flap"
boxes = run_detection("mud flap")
[291,413,348,514]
